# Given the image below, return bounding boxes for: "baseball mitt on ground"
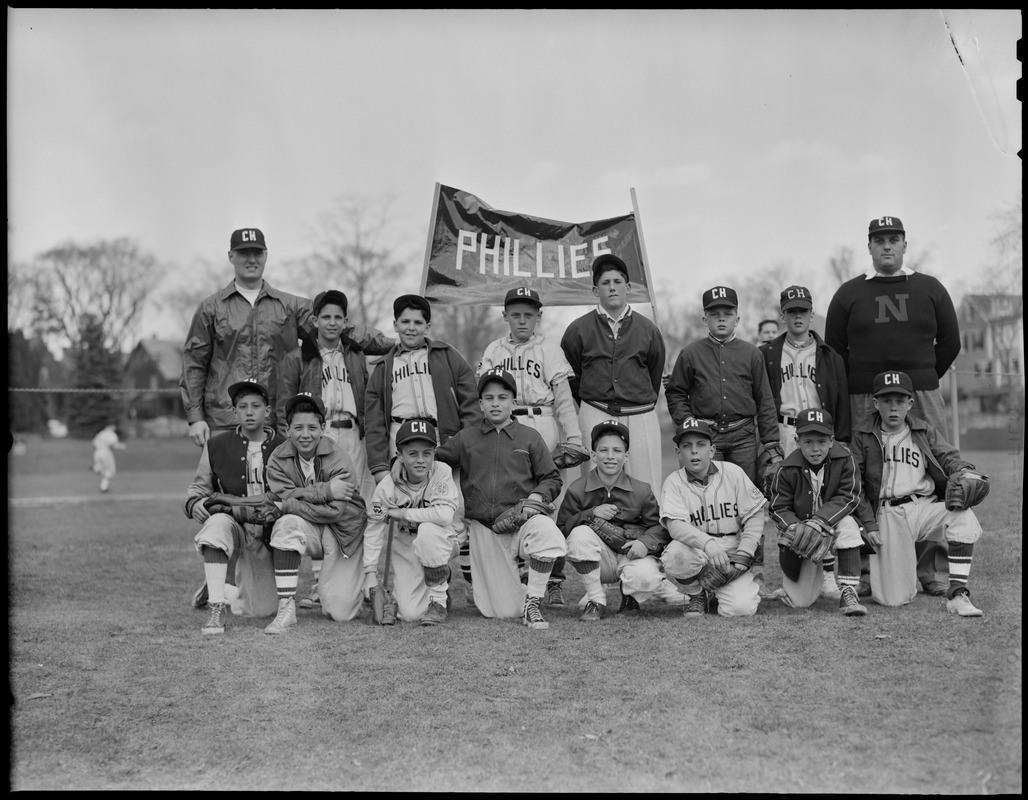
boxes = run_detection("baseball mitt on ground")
[491,498,555,534]
[552,441,591,470]
[944,470,990,511]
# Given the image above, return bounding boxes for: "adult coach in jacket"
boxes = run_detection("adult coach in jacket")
[825,215,961,596]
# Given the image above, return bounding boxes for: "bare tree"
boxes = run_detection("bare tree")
[827,246,856,285]
[980,198,1023,294]
[429,304,507,370]
[28,238,164,354]
[291,194,416,330]
[156,255,228,340]
[7,263,40,335]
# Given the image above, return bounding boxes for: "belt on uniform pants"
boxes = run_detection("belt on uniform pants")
[391,416,437,426]
[583,399,656,417]
[513,406,552,416]
[884,494,926,507]
[698,417,751,433]
[329,419,354,429]
[706,531,739,538]
[778,414,797,426]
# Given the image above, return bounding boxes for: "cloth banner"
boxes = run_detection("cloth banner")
[421,184,653,306]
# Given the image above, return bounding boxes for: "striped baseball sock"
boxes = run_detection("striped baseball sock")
[526,557,554,599]
[836,547,861,589]
[272,549,302,599]
[947,542,974,598]
[201,546,229,605]
[423,564,450,605]
[459,540,473,586]
[572,560,605,604]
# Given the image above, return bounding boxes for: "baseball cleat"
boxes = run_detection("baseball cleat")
[522,596,549,630]
[202,602,226,635]
[946,591,983,618]
[618,583,641,613]
[192,581,210,610]
[545,581,566,607]
[684,594,705,618]
[580,601,606,621]
[821,570,842,599]
[297,589,321,609]
[264,598,297,634]
[420,600,447,626]
[99,477,111,493]
[857,579,872,598]
[839,586,867,616]
[922,581,948,597]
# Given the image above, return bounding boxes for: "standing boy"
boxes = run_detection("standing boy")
[277,288,392,610]
[362,419,463,626]
[559,420,673,620]
[659,418,767,618]
[478,286,583,607]
[364,293,480,482]
[767,408,872,616]
[560,253,666,492]
[92,423,126,493]
[263,393,369,634]
[434,368,567,630]
[850,371,986,617]
[185,380,283,635]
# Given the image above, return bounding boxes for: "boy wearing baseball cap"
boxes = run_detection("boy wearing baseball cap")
[262,393,370,634]
[362,419,463,626]
[767,408,875,616]
[659,417,767,618]
[850,371,987,616]
[558,420,672,620]
[477,285,583,608]
[185,380,284,635]
[434,368,566,630]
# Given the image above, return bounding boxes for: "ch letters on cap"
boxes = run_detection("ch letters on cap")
[878,217,894,227]
[243,229,259,242]
[516,287,532,297]
[712,287,727,299]
[885,373,899,385]
[788,288,807,299]
[411,420,428,435]
[809,410,824,422]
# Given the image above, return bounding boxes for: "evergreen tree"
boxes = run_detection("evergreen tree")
[68,314,123,438]
[7,330,47,433]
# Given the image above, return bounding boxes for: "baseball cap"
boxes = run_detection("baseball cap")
[673,417,715,445]
[504,286,543,309]
[702,286,738,310]
[780,285,813,311]
[228,380,270,406]
[477,367,517,398]
[284,392,327,420]
[590,419,630,450]
[395,418,438,448]
[313,289,348,316]
[230,228,267,251]
[873,371,914,397]
[795,408,835,436]
[393,294,432,322]
[868,216,905,237]
[591,253,630,285]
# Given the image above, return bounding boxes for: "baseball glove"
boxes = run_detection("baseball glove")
[780,518,833,564]
[944,470,990,511]
[696,556,751,592]
[204,492,282,525]
[757,442,785,498]
[552,441,591,470]
[491,498,555,534]
[588,514,646,552]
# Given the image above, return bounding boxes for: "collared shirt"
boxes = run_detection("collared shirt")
[597,304,631,339]
[865,266,914,279]
[685,461,720,486]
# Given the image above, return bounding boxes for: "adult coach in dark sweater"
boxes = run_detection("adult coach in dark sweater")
[825,215,961,596]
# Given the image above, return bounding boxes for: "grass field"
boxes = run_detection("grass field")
[6,436,1023,792]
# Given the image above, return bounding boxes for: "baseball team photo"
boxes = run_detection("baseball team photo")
[7,9,1022,794]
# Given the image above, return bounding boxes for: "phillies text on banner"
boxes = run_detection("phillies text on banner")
[422,184,652,306]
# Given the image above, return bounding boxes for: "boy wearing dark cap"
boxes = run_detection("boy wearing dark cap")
[478,285,583,607]
[659,418,767,618]
[560,253,667,494]
[364,293,480,484]
[767,408,873,616]
[263,393,370,634]
[362,419,463,627]
[276,288,393,609]
[185,380,284,635]
[850,371,986,617]
[559,420,671,620]
[434,368,566,630]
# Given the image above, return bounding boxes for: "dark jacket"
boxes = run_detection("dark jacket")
[850,412,975,526]
[364,338,481,476]
[768,441,867,530]
[758,331,851,441]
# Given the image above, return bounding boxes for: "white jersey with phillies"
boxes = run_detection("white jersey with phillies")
[477,334,573,408]
[659,462,767,538]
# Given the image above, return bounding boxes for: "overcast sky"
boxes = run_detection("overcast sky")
[7,8,1022,339]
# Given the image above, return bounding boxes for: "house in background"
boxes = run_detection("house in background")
[949,294,1024,447]
[123,337,186,436]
